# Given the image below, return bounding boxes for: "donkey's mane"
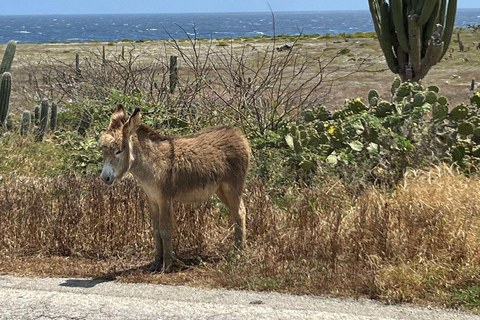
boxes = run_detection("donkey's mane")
[136,123,170,142]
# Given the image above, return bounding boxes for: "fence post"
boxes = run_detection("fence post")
[457,33,464,52]
[75,53,81,78]
[471,78,476,91]
[75,53,80,71]
[169,55,178,93]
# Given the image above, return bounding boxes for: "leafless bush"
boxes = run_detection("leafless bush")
[18,33,371,137]
[168,32,368,136]
[19,44,173,105]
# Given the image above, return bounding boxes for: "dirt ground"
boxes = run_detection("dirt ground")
[5,30,480,114]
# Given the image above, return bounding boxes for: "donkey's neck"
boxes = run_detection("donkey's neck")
[128,127,172,186]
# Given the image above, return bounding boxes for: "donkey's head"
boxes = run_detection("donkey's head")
[98,104,141,185]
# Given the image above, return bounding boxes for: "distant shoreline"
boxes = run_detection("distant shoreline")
[11,32,378,46]
[1,9,478,44]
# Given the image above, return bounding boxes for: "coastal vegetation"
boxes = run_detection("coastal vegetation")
[1,16,480,313]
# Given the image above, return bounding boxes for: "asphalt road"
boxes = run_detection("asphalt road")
[0,275,478,319]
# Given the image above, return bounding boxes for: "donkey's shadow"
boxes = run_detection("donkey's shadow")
[59,264,149,288]
[59,278,111,288]
[59,254,221,288]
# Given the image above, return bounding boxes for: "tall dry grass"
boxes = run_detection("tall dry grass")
[1,165,479,306]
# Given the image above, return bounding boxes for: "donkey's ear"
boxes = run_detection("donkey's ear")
[109,104,127,128]
[113,104,127,119]
[123,108,141,137]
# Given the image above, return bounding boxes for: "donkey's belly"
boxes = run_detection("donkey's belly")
[174,184,218,204]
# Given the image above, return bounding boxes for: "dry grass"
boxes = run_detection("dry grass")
[1,165,480,309]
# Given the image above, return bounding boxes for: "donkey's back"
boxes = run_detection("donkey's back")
[166,126,250,204]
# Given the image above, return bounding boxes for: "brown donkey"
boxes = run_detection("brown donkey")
[99,105,250,272]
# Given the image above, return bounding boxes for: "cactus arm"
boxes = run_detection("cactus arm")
[422,1,441,48]
[0,41,17,74]
[419,0,439,26]
[395,46,409,78]
[405,0,413,12]
[418,41,444,80]
[0,72,12,126]
[390,0,409,53]
[438,0,447,28]
[408,14,422,79]
[379,2,399,74]
[368,0,384,41]
[415,0,425,14]
[369,0,399,73]
[440,0,458,59]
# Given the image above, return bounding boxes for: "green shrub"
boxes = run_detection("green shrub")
[273,78,480,188]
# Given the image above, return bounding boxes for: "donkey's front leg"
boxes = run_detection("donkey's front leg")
[159,199,175,273]
[147,199,163,272]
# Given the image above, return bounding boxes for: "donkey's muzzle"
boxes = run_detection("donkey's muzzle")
[100,174,114,185]
[100,168,115,185]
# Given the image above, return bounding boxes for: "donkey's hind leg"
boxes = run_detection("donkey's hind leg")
[147,198,163,272]
[216,182,246,250]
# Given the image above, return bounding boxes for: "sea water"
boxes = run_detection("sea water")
[0,9,479,44]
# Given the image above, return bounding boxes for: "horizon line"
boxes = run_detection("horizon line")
[1,7,479,16]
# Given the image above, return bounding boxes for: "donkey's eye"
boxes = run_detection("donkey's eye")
[115,150,123,156]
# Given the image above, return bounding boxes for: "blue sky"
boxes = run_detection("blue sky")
[2,0,479,15]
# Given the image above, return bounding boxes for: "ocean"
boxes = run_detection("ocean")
[0,9,479,44]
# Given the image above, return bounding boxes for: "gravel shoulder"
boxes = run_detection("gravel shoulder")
[0,275,478,320]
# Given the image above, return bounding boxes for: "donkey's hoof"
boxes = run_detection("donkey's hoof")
[160,263,173,273]
[149,261,162,272]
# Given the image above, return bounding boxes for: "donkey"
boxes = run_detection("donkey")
[98,105,250,272]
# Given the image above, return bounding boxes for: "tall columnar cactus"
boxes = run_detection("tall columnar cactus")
[50,102,58,132]
[36,100,49,141]
[21,110,31,137]
[0,72,12,127]
[0,41,17,128]
[369,0,457,82]
[34,105,40,125]
[0,40,17,74]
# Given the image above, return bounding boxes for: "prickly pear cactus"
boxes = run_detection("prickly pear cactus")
[424,91,437,104]
[471,92,480,108]
[395,82,413,101]
[432,103,448,122]
[374,100,395,117]
[368,89,379,107]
